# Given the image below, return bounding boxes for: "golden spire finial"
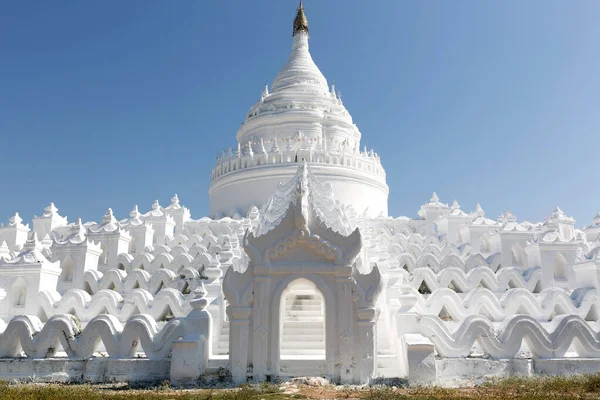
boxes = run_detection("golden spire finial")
[293,0,309,36]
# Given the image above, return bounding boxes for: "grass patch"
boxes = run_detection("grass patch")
[2,375,600,399]
[0,381,292,400]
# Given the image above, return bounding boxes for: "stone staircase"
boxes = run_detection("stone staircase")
[280,293,326,360]
[214,319,230,357]
[376,311,401,377]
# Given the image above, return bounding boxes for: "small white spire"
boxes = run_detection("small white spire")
[430,192,440,203]
[71,218,85,238]
[269,138,281,153]
[553,206,565,218]
[102,208,116,225]
[474,203,485,217]
[9,212,23,226]
[130,205,141,219]
[259,138,267,154]
[171,194,180,206]
[152,200,160,210]
[505,209,517,222]
[45,202,58,215]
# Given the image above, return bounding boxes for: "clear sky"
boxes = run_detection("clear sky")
[1,1,599,227]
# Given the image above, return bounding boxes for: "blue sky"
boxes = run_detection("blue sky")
[1,1,599,227]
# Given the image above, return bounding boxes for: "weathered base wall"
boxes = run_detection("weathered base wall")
[435,358,600,385]
[0,359,171,383]
[0,358,230,384]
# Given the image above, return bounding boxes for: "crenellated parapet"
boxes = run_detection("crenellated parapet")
[398,313,600,359]
[401,286,597,322]
[211,137,385,183]
[0,313,184,359]
[37,287,193,323]
[394,266,542,294]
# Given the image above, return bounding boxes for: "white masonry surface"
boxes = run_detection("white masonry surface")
[1,3,600,385]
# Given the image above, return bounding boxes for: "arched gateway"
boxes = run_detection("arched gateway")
[279,278,326,361]
[223,162,383,384]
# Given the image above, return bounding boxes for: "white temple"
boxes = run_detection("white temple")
[1,3,600,385]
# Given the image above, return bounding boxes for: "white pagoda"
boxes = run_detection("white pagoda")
[0,2,599,385]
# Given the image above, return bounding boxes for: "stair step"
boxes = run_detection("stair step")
[285,302,322,307]
[281,341,325,349]
[282,319,324,325]
[285,298,322,304]
[285,303,321,308]
[282,328,324,333]
[280,349,326,355]
[281,334,326,340]
[284,311,324,317]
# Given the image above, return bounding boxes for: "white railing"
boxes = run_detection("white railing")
[212,139,386,182]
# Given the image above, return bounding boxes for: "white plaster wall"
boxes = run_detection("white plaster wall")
[209,163,388,218]
[0,359,170,383]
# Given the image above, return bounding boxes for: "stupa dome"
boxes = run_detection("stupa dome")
[210,2,388,219]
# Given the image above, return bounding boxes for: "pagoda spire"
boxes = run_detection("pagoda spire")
[293,0,309,36]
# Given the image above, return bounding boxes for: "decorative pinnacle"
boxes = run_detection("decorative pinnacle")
[102,208,116,225]
[474,203,485,217]
[293,0,309,36]
[505,209,517,222]
[45,202,58,215]
[130,205,140,219]
[497,212,505,223]
[9,212,22,226]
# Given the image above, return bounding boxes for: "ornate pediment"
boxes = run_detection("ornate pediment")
[244,162,361,266]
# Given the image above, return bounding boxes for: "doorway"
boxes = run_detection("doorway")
[279,278,326,360]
